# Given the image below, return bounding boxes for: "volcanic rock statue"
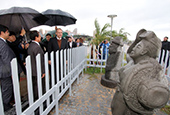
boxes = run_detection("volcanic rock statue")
[101,36,123,88]
[111,29,170,115]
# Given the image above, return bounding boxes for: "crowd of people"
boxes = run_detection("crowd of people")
[0,24,83,111]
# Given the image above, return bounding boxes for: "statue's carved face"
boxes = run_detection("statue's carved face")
[129,41,146,59]
[109,42,119,53]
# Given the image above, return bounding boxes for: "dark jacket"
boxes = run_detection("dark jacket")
[0,38,22,78]
[27,42,45,76]
[68,41,77,48]
[162,41,170,50]
[40,40,49,53]
[48,37,68,59]
[76,42,83,47]
[6,35,27,73]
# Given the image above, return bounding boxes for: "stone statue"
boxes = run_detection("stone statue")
[111,29,170,115]
[101,36,123,88]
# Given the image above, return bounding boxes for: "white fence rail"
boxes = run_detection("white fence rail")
[0,46,86,115]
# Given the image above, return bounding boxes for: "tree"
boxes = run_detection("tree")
[111,28,130,41]
[92,19,110,46]
[92,19,131,46]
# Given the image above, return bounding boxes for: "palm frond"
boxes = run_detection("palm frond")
[94,19,100,36]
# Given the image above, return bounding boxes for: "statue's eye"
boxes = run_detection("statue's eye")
[137,44,141,48]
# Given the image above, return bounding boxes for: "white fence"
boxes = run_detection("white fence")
[86,45,127,72]
[0,46,87,115]
[0,45,169,115]
[159,50,170,81]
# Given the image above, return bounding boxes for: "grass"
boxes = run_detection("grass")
[85,67,105,74]
[160,105,170,114]
[84,67,105,80]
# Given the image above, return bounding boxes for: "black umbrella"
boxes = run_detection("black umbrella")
[41,9,77,26]
[0,7,48,33]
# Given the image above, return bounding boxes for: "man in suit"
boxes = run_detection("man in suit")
[27,30,45,101]
[48,28,68,82]
[0,25,22,111]
[75,38,83,47]
[6,29,28,75]
[67,35,77,48]
[159,36,170,68]
[40,33,51,53]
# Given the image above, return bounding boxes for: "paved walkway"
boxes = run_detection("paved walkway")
[49,73,167,115]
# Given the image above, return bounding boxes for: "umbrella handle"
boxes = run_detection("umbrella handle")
[21,26,27,42]
[24,34,28,42]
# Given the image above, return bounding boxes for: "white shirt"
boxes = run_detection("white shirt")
[56,37,62,40]
[0,37,6,43]
[32,40,40,46]
[69,42,73,48]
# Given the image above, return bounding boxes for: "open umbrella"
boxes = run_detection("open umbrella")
[41,9,77,26]
[0,7,48,34]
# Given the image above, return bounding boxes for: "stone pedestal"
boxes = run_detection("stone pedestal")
[101,75,117,88]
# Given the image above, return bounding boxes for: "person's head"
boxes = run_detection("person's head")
[46,33,51,41]
[30,30,41,42]
[164,36,168,41]
[56,28,62,38]
[128,29,161,60]
[104,39,108,44]
[76,38,80,43]
[8,31,16,42]
[66,35,72,42]
[0,24,9,40]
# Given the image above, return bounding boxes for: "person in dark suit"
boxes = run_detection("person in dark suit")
[48,28,68,82]
[159,36,170,68]
[6,29,28,75]
[67,35,77,48]
[27,30,45,101]
[75,38,83,47]
[0,25,22,111]
[40,33,51,53]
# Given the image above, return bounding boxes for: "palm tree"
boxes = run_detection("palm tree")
[92,19,110,46]
[92,19,131,45]
[111,28,130,41]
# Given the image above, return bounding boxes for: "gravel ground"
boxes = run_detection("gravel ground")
[49,73,168,115]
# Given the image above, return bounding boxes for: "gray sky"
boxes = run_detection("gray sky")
[1,0,170,40]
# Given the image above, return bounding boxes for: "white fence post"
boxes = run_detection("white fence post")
[0,86,4,115]
[164,51,169,73]
[36,54,43,114]
[68,48,72,96]
[50,51,55,102]
[69,49,72,72]
[93,45,95,66]
[25,56,34,115]
[11,58,22,115]
[56,51,59,83]
[64,49,67,89]
[64,49,67,77]
[55,85,59,115]
[44,53,50,106]
[89,45,91,64]
[76,48,79,84]
[161,50,165,66]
